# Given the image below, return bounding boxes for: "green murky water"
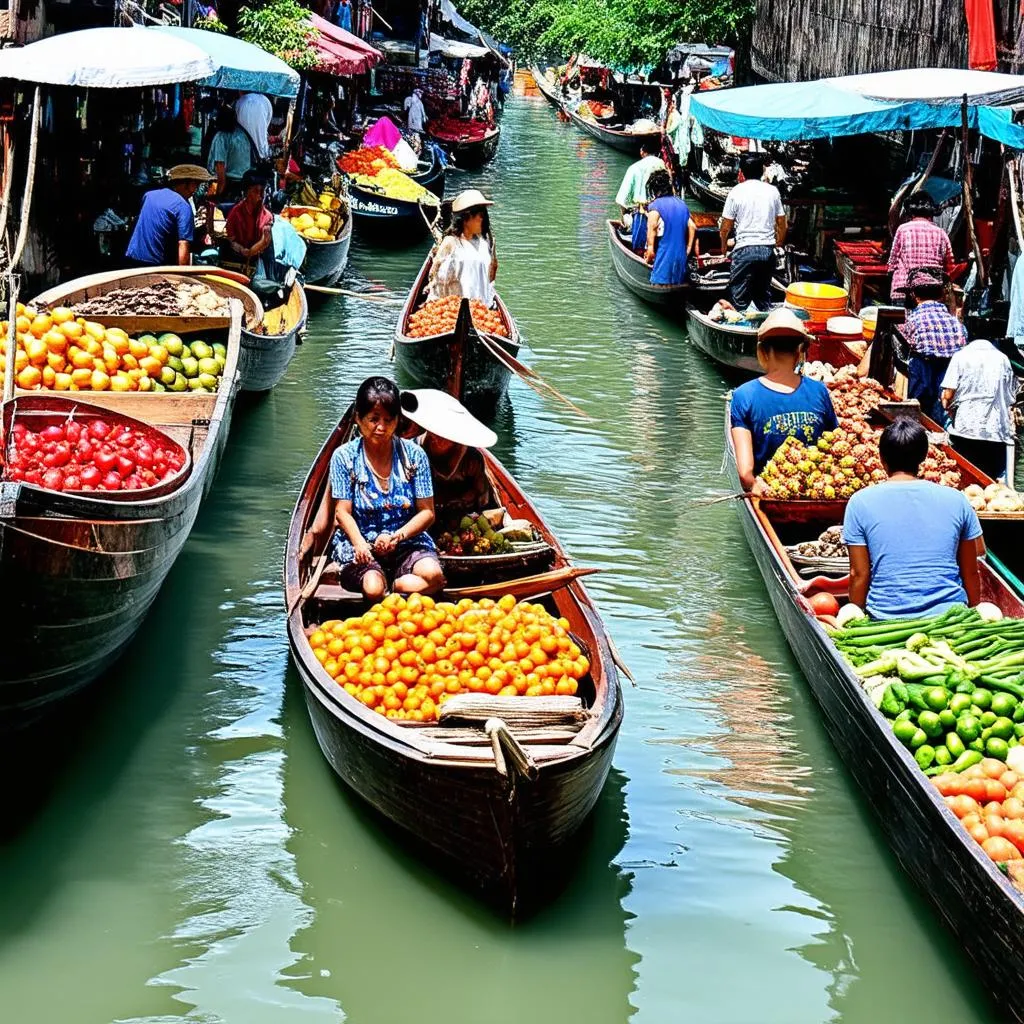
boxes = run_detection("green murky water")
[0,98,999,1024]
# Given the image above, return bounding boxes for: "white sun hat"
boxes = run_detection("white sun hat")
[450,188,494,212]
[400,389,498,448]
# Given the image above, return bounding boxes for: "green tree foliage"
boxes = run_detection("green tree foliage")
[459,0,753,67]
[237,0,321,70]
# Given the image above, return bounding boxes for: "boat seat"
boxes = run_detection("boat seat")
[312,582,363,606]
[415,724,584,745]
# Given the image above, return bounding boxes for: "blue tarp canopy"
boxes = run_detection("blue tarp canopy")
[152,26,300,98]
[690,68,1024,150]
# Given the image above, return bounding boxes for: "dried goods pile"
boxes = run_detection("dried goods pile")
[1,304,225,393]
[2,412,186,493]
[800,360,837,383]
[406,297,508,338]
[306,593,589,723]
[71,281,229,318]
[964,483,1024,513]
[792,525,847,559]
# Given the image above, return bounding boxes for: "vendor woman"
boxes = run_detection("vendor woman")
[843,418,982,619]
[399,388,496,528]
[427,190,498,305]
[314,377,445,599]
[730,308,839,494]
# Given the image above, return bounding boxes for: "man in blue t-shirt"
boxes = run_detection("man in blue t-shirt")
[843,418,982,619]
[125,164,212,267]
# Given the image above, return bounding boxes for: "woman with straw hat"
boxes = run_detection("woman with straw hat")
[427,189,498,305]
[400,388,498,528]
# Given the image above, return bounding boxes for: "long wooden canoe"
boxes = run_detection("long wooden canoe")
[0,305,242,728]
[393,252,520,416]
[607,217,728,315]
[32,265,302,393]
[426,119,501,169]
[285,205,353,288]
[531,66,565,110]
[284,410,624,914]
[722,408,1024,1019]
[562,103,660,155]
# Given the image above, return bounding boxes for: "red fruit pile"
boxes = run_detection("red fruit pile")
[2,416,186,493]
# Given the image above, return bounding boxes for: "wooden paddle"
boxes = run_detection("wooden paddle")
[688,491,755,509]
[444,565,599,600]
[475,332,591,418]
[304,283,402,303]
[287,549,331,616]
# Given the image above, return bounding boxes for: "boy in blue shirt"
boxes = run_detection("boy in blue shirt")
[843,418,982,619]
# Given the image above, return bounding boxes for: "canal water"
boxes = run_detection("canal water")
[0,99,1000,1023]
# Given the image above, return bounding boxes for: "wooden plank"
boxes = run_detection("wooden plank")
[82,314,230,335]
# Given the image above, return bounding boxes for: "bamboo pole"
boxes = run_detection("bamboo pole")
[3,273,18,405]
[961,95,987,287]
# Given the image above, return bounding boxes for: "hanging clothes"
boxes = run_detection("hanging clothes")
[965,0,997,71]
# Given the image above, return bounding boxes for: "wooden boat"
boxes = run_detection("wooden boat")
[393,252,521,415]
[686,306,762,375]
[426,119,501,169]
[288,205,353,288]
[607,217,729,315]
[347,144,446,242]
[0,306,242,728]
[722,411,1024,1019]
[530,65,565,110]
[562,102,660,155]
[284,408,624,914]
[33,265,303,394]
[686,168,729,210]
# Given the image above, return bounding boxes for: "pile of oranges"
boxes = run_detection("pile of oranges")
[406,297,509,339]
[0,305,168,392]
[307,593,589,724]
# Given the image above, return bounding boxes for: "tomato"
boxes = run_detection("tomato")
[981,758,1007,779]
[20,431,40,453]
[985,814,1006,838]
[1001,771,1020,791]
[100,471,122,490]
[41,424,64,442]
[88,419,111,440]
[963,777,988,802]
[63,474,81,490]
[79,465,101,487]
[1002,797,1024,820]
[64,421,82,444]
[948,794,980,818]
[984,800,1005,816]
[116,454,135,478]
[934,775,961,796]
[984,779,1008,803]
[42,445,71,468]
[1003,819,1024,854]
[967,821,990,845]
[75,437,94,462]
[41,468,64,490]
[94,448,118,474]
[24,468,42,485]
[135,444,154,469]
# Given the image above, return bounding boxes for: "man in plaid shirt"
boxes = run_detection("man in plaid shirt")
[888,193,954,303]
[899,268,967,425]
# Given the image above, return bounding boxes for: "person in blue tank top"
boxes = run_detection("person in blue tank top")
[643,170,696,286]
[730,308,839,494]
[843,418,982,619]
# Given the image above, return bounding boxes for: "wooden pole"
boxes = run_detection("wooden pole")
[3,272,19,405]
[961,95,987,287]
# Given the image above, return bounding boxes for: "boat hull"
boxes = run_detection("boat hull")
[428,123,501,169]
[564,106,659,154]
[725,436,1024,1020]
[237,280,308,392]
[686,170,729,210]
[295,645,620,912]
[686,307,761,375]
[302,215,352,287]
[530,66,564,109]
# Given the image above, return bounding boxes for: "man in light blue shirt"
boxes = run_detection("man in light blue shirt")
[843,418,982,619]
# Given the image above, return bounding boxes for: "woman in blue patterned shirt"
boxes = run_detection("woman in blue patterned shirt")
[328,377,445,599]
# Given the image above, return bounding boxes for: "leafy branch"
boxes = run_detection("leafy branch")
[237,0,321,71]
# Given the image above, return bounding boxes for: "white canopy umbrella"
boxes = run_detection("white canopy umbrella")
[0,26,216,88]
[833,68,1024,107]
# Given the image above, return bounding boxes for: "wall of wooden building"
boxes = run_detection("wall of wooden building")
[751,0,1023,82]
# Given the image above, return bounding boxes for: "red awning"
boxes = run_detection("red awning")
[310,13,383,76]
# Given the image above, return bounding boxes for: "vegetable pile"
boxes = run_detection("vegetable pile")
[800,360,837,383]
[2,412,187,493]
[284,209,340,242]
[427,117,492,142]
[349,168,439,205]
[71,281,229,318]
[337,145,399,176]
[833,605,1024,777]
[932,754,1024,862]
[760,429,885,499]
[791,525,847,560]
[1,305,226,393]
[406,297,509,338]
[437,512,514,556]
[306,593,589,723]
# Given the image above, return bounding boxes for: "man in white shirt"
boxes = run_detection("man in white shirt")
[404,88,426,137]
[615,140,665,251]
[719,152,787,310]
[941,332,1018,481]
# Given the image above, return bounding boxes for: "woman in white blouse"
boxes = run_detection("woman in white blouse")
[427,189,498,306]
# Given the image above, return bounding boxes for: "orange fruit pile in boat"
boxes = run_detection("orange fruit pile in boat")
[0,305,170,392]
[307,593,589,723]
[406,297,509,338]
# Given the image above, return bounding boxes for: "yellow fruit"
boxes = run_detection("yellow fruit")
[51,306,75,324]
[90,369,110,391]
[83,321,105,341]
[71,367,93,388]
[53,372,72,391]
[109,371,132,392]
